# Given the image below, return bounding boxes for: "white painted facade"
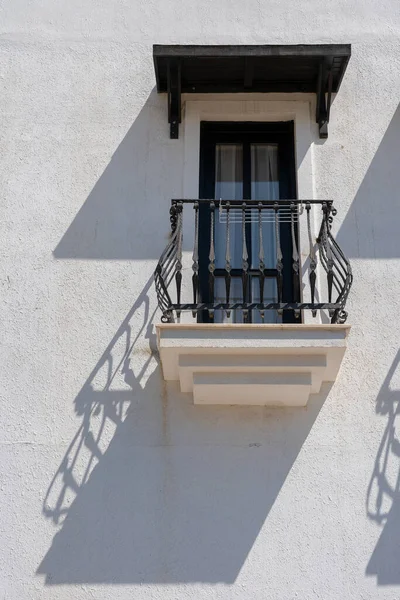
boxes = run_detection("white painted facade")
[1,1,400,598]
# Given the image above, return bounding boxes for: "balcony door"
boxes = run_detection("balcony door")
[199,121,299,323]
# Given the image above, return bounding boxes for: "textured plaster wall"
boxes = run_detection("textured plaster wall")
[1,1,400,598]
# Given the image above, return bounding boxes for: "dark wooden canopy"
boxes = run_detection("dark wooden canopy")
[153,44,351,139]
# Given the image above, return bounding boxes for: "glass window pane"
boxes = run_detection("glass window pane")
[215,144,243,269]
[250,144,279,269]
[215,144,243,200]
[251,144,279,200]
[214,277,243,324]
[213,276,281,324]
[251,277,281,324]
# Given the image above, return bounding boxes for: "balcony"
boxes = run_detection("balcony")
[155,200,352,406]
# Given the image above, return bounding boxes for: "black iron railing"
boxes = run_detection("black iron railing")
[154,199,352,324]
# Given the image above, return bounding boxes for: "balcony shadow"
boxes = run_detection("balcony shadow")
[53,88,179,261]
[336,103,400,259]
[37,279,332,584]
[42,86,334,584]
[366,349,400,585]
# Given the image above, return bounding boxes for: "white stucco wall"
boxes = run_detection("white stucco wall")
[1,1,400,598]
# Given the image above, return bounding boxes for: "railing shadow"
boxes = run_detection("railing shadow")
[37,278,333,584]
[40,277,156,528]
[366,349,400,584]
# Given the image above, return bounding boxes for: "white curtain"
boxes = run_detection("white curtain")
[214,144,243,270]
[250,144,279,269]
[213,142,280,323]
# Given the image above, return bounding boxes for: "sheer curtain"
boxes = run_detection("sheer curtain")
[251,144,279,269]
[251,144,280,323]
[213,142,281,323]
[214,144,243,270]
[214,144,243,322]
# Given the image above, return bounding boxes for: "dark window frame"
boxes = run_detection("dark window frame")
[198,121,300,323]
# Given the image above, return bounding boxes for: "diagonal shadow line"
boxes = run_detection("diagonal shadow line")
[366,348,400,584]
[336,103,400,259]
[53,88,175,261]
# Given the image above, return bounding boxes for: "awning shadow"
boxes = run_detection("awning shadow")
[37,280,332,584]
[366,349,400,585]
[336,104,400,259]
[53,89,180,260]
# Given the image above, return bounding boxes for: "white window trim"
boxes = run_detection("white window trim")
[181,95,324,325]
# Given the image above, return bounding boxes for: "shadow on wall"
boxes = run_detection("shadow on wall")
[53,88,181,260]
[39,89,331,584]
[336,104,400,259]
[37,276,331,584]
[366,349,400,585]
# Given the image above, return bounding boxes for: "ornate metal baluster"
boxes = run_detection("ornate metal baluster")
[169,202,178,234]
[323,202,334,317]
[175,201,183,322]
[154,199,353,329]
[290,202,300,319]
[242,202,249,322]
[306,202,317,317]
[192,201,199,318]
[274,202,283,316]
[224,202,231,319]
[258,202,265,322]
[208,201,215,320]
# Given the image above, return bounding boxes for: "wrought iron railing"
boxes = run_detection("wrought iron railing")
[154,199,352,324]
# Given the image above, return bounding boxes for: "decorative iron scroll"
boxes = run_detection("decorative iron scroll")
[154,199,353,324]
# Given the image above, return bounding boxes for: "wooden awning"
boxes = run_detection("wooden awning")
[153,44,351,139]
